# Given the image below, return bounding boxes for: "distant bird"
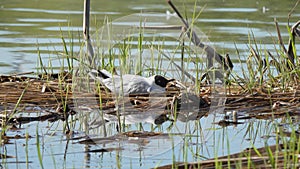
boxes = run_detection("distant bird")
[88,69,177,95]
[166,10,178,20]
[262,6,269,13]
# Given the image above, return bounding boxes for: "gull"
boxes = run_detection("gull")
[88,69,179,95]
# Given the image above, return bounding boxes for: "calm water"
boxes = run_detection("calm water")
[0,0,299,168]
[0,0,299,74]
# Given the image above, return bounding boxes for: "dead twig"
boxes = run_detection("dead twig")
[83,0,95,67]
[167,0,233,73]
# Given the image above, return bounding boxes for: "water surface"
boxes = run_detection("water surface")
[0,0,299,74]
[0,0,299,168]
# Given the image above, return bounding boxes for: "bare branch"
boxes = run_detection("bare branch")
[167,0,233,71]
[83,0,95,67]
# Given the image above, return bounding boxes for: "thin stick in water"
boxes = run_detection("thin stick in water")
[83,0,95,67]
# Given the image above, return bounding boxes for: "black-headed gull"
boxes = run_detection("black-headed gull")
[89,69,177,95]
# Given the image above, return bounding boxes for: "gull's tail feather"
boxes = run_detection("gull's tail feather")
[88,69,112,80]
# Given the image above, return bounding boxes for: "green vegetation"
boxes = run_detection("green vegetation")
[1,1,300,168]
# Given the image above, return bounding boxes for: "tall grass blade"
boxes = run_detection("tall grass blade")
[36,125,44,169]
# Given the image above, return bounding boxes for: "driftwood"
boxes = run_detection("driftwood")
[167,0,233,82]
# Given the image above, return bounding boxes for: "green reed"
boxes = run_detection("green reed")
[36,124,44,169]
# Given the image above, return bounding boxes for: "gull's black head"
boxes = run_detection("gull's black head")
[154,75,175,88]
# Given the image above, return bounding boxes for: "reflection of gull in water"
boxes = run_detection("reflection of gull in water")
[89,95,172,128]
[89,109,170,129]
[106,111,169,125]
